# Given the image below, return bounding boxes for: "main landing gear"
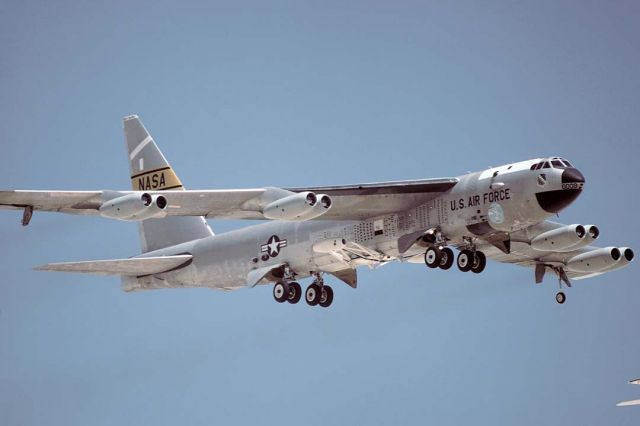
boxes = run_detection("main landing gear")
[424,246,454,270]
[305,282,334,308]
[272,273,333,308]
[456,249,486,274]
[424,246,486,273]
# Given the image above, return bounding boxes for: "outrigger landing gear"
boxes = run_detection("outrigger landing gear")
[553,266,571,305]
[22,205,33,226]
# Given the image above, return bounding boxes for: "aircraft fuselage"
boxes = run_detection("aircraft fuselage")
[123,158,585,292]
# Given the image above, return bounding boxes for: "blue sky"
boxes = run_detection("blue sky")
[1,1,639,425]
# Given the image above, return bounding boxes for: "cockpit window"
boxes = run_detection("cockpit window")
[542,161,551,169]
[561,158,573,167]
[552,160,564,168]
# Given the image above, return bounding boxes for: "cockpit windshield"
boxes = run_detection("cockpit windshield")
[530,157,574,170]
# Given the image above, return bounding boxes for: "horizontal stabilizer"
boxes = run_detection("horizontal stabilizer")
[35,255,192,276]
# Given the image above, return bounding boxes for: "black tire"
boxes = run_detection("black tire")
[457,250,473,272]
[305,283,322,306]
[471,251,486,274]
[319,285,334,308]
[288,282,302,304]
[556,291,566,304]
[273,281,290,303]
[424,247,442,269]
[439,247,454,270]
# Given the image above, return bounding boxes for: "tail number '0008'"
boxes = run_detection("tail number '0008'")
[562,183,583,190]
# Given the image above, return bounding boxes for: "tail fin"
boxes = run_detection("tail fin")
[123,115,213,253]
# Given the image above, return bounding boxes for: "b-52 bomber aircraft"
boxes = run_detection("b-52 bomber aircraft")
[0,116,634,306]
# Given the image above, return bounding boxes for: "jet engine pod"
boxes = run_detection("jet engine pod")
[531,224,586,251]
[596,247,635,273]
[555,224,600,252]
[263,191,325,220]
[99,193,168,221]
[566,247,622,273]
[296,193,333,221]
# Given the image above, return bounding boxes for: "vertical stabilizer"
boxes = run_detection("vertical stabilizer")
[123,115,213,252]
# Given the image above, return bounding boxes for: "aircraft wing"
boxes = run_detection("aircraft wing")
[35,255,193,276]
[0,178,457,222]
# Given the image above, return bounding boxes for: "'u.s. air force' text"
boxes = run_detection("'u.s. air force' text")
[450,189,511,211]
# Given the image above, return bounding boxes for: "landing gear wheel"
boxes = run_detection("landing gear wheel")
[287,282,302,304]
[457,250,473,272]
[439,247,454,270]
[424,247,442,269]
[471,251,486,274]
[319,285,334,308]
[556,291,566,304]
[305,283,322,306]
[273,281,290,303]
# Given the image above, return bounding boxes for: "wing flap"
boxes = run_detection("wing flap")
[35,255,193,276]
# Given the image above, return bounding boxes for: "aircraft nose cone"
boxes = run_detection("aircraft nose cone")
[536,168,585,213]
[562,167,585,184]
[536,189,582,213]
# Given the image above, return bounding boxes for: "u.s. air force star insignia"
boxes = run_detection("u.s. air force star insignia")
[261,235,287,258]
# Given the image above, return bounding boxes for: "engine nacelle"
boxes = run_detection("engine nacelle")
[531,224,586,251]
[263,192,332,221]
[99,193,168,221]
[566,247,621,273]
[596,246,634,273]
[556,224,600,252]
[313,238,346,253]
[296,193,332,221]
